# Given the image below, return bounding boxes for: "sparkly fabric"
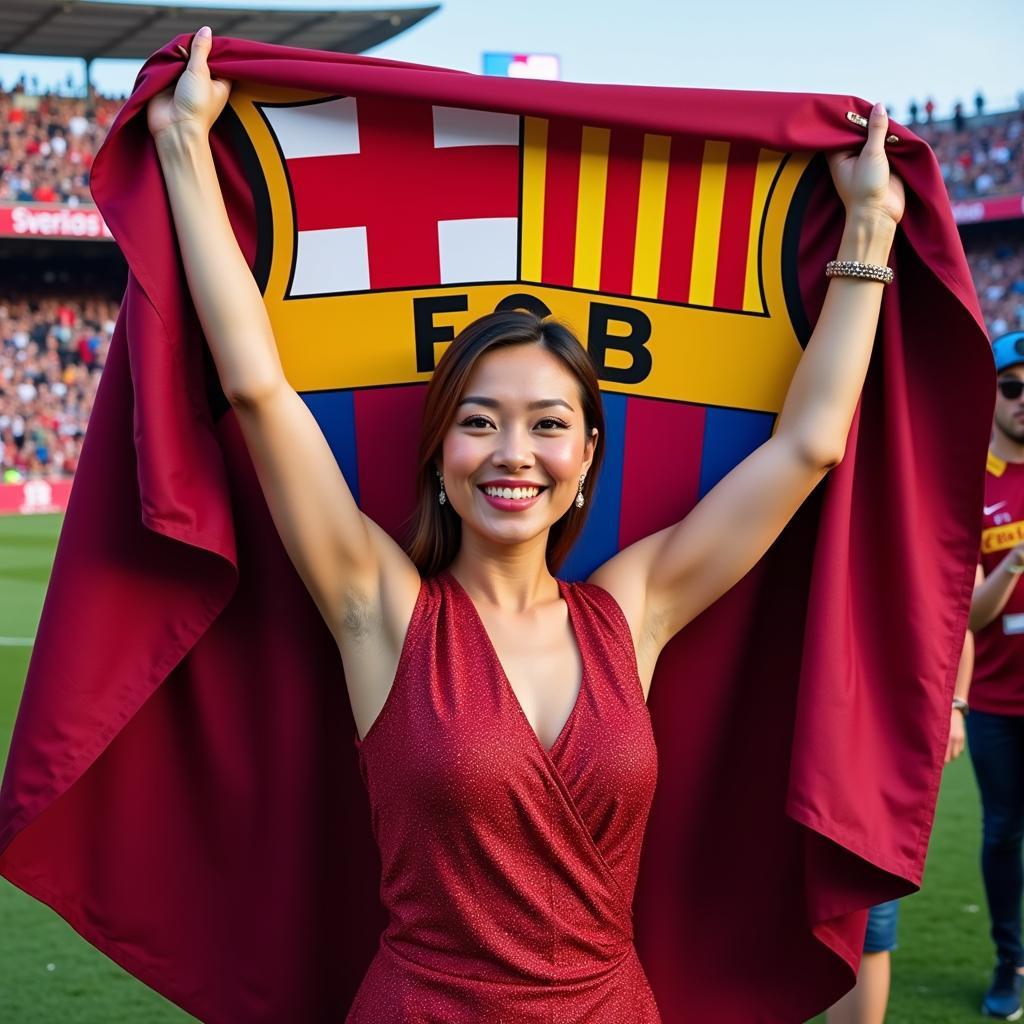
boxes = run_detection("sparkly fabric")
[348,569,661,1023]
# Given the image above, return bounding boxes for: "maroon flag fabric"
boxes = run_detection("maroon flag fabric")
[0,35,993,1023]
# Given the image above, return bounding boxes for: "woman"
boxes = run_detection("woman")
[147,26,905,1022]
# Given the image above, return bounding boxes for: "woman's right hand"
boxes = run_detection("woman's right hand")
[147,27,232,144]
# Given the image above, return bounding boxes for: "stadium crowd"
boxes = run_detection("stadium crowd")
[972,235,1024,337]
[918,110,1024,200]
[0,82,1023,481]
[0,292,113,480]
[0,84,122,205]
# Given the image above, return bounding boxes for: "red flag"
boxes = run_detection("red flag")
[0,35,993,1023]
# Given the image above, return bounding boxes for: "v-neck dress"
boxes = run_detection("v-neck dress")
[347,569,661,1024]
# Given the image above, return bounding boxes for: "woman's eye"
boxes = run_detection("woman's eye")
[458,415,568,430]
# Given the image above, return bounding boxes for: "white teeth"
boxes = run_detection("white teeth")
[483,485,540,500]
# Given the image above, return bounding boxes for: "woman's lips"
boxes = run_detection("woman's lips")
[478,486,545,513]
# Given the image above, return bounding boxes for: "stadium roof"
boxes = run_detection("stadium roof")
[0,0,439,62]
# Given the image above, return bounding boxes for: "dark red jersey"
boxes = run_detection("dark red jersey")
[972,451,1024,715]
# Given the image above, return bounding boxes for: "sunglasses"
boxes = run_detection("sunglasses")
[998,379,1024,400]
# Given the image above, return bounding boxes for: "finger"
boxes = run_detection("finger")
[862,101,888,158]
[825,150,852,181]
[187,26,212,76]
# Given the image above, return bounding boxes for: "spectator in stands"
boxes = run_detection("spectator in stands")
[955,101,966,134]
[977,91,987,117]
[925,97,936,123]
[909,99,919,125]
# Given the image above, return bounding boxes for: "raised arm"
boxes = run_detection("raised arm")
[146,29,420,658]
[589,103,905,688]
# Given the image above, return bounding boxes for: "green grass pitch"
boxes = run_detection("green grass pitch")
[0,512,1000,1022]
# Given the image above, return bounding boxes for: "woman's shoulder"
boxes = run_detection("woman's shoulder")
[561,575,632,638]
[562,575,643,687]
[413,569,457,613]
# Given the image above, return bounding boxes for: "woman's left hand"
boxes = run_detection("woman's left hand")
[826,102,906,227]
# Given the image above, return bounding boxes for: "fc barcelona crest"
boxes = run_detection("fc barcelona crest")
[226,84,824,577]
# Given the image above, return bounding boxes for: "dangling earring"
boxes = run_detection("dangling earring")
[437,470,447,506]
[575,473,586,509]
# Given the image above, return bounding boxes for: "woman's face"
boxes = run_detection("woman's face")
[439,343,598,549]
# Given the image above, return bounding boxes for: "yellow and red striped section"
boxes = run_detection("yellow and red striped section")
[520,117,784,313]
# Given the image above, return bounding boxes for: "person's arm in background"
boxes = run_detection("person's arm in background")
[946,565,978,765]
[945,622,974,764]
[969,544,1024,630]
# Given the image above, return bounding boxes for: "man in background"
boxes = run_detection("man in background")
[967,331,1024,1021]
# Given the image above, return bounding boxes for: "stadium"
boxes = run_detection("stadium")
[0,2,1022,1022]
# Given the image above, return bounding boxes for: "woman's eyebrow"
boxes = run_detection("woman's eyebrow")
[458,396,574,411]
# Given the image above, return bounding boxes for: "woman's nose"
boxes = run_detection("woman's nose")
[492,428,532,469]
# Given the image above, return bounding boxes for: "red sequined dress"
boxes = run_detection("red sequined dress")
[347,569,661,1023]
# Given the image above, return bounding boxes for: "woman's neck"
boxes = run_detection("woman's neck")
[447,532,559,612]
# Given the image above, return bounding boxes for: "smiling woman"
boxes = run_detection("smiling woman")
[134,24,909,1024]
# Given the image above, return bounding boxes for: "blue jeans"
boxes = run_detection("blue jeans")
[864,899,900,952]
[966,708,1024,970]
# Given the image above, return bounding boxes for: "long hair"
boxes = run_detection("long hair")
[405,310,605,578]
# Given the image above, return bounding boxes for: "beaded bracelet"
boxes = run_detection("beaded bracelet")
[825,259,894,285]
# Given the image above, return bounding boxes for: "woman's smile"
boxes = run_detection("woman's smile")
[478,479,548,512]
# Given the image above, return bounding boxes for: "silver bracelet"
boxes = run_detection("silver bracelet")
[825,259,894,284]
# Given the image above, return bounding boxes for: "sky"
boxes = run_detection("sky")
[0,0,1020,119]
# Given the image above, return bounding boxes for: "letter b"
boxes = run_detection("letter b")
[587,303,653,384]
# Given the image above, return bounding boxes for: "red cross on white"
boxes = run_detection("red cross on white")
[262,96,521,295]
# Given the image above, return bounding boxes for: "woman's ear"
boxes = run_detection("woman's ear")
[583,427,599,474]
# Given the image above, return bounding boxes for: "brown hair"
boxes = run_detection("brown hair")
[404,310,604,578]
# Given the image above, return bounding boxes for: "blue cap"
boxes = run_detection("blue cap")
[993,332,1024,373]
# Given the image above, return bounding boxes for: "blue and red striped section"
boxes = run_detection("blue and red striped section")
[560,395,774,580]
[300,387,774,581]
